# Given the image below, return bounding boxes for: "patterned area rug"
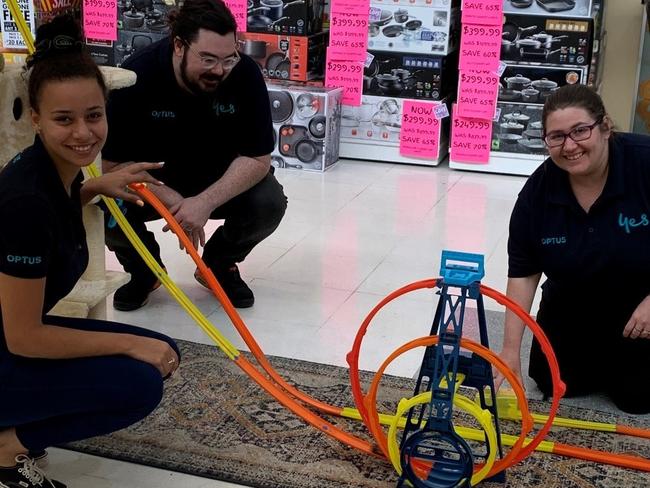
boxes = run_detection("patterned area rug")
[65,339,650,488]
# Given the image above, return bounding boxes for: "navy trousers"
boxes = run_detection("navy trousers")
[0,316,179,450]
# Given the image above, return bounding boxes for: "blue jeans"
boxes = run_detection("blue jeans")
[0,316,179,450]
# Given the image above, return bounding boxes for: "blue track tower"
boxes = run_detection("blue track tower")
[396,250,506,488]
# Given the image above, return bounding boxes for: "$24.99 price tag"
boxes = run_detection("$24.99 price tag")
[83,0,117,41]
[450,104,492,164]
[399,100,441,159]
[325,48,363,106]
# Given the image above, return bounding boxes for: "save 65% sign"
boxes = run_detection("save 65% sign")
[399,101,443,159]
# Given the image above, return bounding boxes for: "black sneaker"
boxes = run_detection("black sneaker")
[113,275,161,311]
[194,264,254,308]
[0,454,66,487]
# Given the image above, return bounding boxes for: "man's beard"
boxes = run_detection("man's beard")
[180,51,223,95]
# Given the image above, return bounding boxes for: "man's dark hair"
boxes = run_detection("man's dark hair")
[168,0,237,43]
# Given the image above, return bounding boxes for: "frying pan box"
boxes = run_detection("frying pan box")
[503,0,594,18]
[246,0,325,36]
[238,31,328,81]
[339,95,450,166]
[363,50,458,101]
[491,101,546,156]
[113,29,168,67]
[498,63,588,105]
[367,4,460,56]
[266,80,343,171]
[500,13,594,66]
[371,0,459,9]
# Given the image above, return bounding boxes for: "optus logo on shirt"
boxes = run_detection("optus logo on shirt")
[6,254,42,265]
[151,110,176,119]
[541,236,566,245]
[618,212,649,234]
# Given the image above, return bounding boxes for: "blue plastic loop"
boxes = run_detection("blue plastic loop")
[439,250,485,287]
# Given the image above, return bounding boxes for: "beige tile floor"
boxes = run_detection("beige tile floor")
[42,158,631,487]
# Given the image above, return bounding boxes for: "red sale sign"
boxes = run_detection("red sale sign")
[399,100,441,159]
[450,104,492,164]
[83,0,117,41]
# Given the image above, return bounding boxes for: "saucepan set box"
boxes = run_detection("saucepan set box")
[492,102,545,156]
[502,0,595,18]
[498,63,588,106]
[339,95,450,166]
[246,0,325,36]
[367,4,461,56]
[266,81,343,171]
[363,50,458,101]
[501,13,594,66]
[238,31,328,81]
[370,0,459,10]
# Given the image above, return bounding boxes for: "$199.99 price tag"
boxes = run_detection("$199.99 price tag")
[83,0,117,41]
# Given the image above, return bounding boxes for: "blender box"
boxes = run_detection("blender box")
[266,80,342,171]
[238,31,327,81]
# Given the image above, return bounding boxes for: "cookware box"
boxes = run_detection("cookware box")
[501,13,594,66]
[498,63,588,105]
[491,101,546,156]
[113,29,167,67]
[117,0,177,35]
[247,0,325,36]
[267,81,343,171]
[238,31,328,81]
[367,4,460,56]
[363,50,458,101]
[503,0,594,18]
[371,0,459,10]
[339,95,449,166]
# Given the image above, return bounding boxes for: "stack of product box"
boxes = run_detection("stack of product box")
[338,0,461,166]
[450,0,606,175]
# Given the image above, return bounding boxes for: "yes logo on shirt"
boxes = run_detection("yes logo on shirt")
[212,101,236,116]
[618,212,649,234]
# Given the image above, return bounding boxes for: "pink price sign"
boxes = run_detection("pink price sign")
[331,0,369,15]
[83,0,117,41]
[459,23,502,72]
[399,100,441,159]
[325,48,363,106]
[329,11,368,60]
[224,0,247,32]
[450,105,492,164]
[461,0,502,26]
[456,70,499,120]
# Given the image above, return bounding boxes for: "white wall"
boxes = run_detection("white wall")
[600,0,645,131]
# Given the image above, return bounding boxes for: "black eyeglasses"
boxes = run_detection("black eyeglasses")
[180,38,240,71]
[543,118,603,148]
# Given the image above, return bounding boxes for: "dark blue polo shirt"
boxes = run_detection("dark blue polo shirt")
[0,137,88,354]
[508,132,650,310]
[102,37,274,197]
